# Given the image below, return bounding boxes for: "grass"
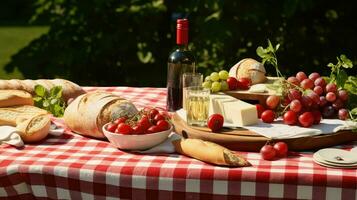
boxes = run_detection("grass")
[0,26,49,79]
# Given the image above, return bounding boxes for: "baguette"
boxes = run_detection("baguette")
[0,79,85,101]
[0,105,50,142]
[0,90,34,107]
[64,92,138,138]
[172,138,251,167]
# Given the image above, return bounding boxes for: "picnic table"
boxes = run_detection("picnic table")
[1,87,356,200]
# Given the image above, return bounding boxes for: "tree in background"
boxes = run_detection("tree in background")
[4,0,356,86]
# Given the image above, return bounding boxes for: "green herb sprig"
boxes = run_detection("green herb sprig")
[256,39,283,78]
[326,55,356,113]
[327,54,353,89]
[33,85,66,117]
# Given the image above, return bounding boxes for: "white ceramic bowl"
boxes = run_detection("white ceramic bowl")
[102,123,172,151]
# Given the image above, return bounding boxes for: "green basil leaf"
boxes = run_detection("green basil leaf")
[267,39,274,52]
[275,43,280,51]
[50,86,63,98]
[351,108,357,115]
[33,96,42,102]
[34,99,43,107]
[327,63,334,68]
[42,100,50,108]
[339,54,353,68]
[256,46,267,58]
[53,104,64,117]
[344,76,357,95]
[34,85,47,97]
[336,69,348,88]
[50,98,58,105]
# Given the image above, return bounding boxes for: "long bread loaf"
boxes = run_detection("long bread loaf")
[0,79,85,101]
[0,90,34,107]
[173,138,251,167]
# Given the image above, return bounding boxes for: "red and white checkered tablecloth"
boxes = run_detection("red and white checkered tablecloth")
[1,87,356,200]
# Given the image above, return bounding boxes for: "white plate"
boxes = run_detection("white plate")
[316,148,357,164]
[313,153,357,167]
[313,158,357,169]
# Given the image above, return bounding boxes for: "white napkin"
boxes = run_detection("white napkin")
[0,126,24,147]
[244,119,357,139]
[0,123,64,147]
[135,133,182,154]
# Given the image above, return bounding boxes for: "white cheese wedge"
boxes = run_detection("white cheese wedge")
[209,95,258,126]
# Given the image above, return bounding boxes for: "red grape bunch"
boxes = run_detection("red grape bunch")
[257,71,350,127]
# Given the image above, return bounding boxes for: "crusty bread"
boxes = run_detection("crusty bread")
[0,105,47,126]
[229,58,267,84]
[0,79,85,101]
[16,114,51,143]
[172,138,251,167]
[64,92,138,138]
[2,105,48,115]
[0,90,34,107]
[0,105,50,142]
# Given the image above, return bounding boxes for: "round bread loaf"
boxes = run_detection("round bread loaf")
[64,92,138,138]
[229,58,267,84]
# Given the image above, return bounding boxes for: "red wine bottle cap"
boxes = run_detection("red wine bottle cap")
[176,19,189,45]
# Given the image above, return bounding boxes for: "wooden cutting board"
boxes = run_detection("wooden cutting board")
[224,77,279,105]
[172,113,357,152]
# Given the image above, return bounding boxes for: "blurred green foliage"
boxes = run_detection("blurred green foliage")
[4,0,357,86]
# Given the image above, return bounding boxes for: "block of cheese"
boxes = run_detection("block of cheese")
[209,95,258,126]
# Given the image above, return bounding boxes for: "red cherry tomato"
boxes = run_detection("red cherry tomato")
[260,144,276,160]
[147,125,162,133]
[273,142,288,157]
[138,116,151,130]
[160,111,171,120]
[115,123,133,135]
[149,109,159,119]
[283,111,297,125]
[114,117,127,124]
[154,114,165,124]
[237,77,251,90]
[207,114,224,132]
[132,125,144,134]
[298,112,314,127]
[226,77,238,90]
[106,123,118,132]
[261,110,275,123]
[156,120,170,131]
[256,104,265,118]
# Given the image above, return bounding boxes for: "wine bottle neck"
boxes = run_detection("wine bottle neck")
[176,19,189,45]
